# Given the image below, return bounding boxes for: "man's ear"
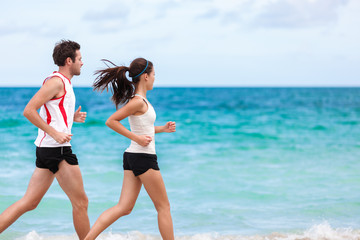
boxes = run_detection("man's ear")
[65,57,73,65]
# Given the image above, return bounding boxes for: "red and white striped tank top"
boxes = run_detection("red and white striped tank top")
[34,72,76,147]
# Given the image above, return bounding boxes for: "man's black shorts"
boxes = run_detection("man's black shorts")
[123,152,159,176]
[36,146,78,174]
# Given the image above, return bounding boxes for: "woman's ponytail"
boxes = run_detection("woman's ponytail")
[93,59,134,107]
[93,58,153,108]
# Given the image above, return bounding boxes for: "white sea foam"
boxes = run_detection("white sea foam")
[13,222,360,240]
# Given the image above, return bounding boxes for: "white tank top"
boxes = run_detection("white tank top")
[34,72,76,147]
[125,94,156,154]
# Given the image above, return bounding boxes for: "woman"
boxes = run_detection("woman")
[84,58,176,240]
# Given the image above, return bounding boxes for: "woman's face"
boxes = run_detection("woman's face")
[146,68,155,90]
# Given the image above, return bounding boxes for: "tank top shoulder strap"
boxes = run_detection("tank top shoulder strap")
[43,73,63,87]
[135,94,149,104]
[52,72,71,85]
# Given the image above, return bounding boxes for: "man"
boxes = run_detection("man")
[0,40,90,239]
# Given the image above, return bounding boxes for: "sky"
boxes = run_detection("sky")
[0,0,359,87]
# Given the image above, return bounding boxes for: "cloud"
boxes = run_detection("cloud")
[197,8,220,19]
[0,23,27,36]
[251,0,350,28]
[213,0,350,29]
[0,22,65,38]
[154,1,180,19]
[83,3,130,33]
[83,5,129,22]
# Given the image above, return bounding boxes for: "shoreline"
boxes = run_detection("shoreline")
[7,222,360,240]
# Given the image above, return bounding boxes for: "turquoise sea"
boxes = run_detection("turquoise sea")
[0,87,360,240]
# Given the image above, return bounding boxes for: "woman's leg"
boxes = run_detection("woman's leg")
[84,170,142,240]
[139,169,174,240]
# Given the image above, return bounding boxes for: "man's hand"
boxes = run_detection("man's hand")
[74,106,87,123]
[51,132,73,144]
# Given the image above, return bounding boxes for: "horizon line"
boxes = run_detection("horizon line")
[1,85,360,88]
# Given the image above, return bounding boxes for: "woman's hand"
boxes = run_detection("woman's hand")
[135,135,153,146]
[164,121,176,133]
[155,121,176,133]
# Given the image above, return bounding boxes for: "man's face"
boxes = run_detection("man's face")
[70,50,83,76]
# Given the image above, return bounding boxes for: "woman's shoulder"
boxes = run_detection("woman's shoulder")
[125,96,147,112]
[128,95,145,104]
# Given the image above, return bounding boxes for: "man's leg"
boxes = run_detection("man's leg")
[0,168,55,232]
[55,160,90,240]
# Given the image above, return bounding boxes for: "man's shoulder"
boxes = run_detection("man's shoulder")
[45,75,63,84]
[43,76,64,88]
[40,76,66,98]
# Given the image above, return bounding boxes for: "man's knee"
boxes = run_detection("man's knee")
[122,207,133,216]
[21,198,41,211]
[120,209,132,216]
[72,194,88,211]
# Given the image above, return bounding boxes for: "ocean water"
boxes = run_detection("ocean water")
[0,87,360,240]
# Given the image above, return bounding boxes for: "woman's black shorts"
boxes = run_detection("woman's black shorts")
[123,152,159,176]
[36,146,78,174]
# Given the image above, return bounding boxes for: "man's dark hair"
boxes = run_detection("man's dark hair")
[52,40,80,66]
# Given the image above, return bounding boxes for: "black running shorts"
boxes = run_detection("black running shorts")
[123,152,159,176]
[36,146,78,174]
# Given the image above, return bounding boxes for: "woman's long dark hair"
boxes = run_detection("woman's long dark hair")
[93,58,153,107]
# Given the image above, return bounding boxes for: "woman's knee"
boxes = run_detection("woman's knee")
[115,203,134,216]
[154,200,171,213]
